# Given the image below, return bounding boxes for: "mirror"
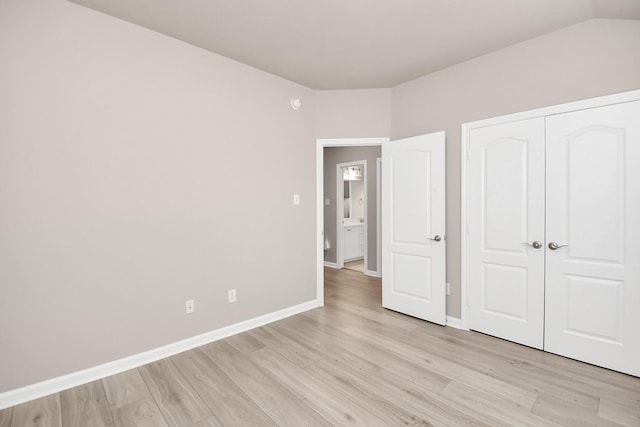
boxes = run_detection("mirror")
[342,165,364,222]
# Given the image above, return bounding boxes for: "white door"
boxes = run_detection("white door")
[468,118,546,349]
[382,132,446,324]
[545,101,640,376]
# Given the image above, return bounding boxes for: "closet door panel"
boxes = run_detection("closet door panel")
[468,118,545,349]
[545,100,640,377]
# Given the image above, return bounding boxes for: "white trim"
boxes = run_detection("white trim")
[323,261,339,269]
[460,89,640,331]
[446,316,464,330]
[364,270,381,278]
[0,299,321,410]
[316,141,325,307]
[376,157,382,277]
[316,137,388,300]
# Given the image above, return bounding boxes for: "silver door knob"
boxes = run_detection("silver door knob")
[523,241,542,249]
[548,242,568,250]
[428,235,442,242]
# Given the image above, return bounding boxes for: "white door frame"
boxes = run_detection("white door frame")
[316,138,388,305]
[336,160,367,269]
[460,89,640,330]
[376,157,382,277]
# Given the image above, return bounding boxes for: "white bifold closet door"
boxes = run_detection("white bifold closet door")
[545,101,640,377]
[469,100,640,377]
[468,118,546,349]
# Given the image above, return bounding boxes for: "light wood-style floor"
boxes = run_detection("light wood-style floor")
[2,268,639,426]
[343,259,365,273]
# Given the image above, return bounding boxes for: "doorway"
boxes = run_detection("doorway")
[315,138,387,303]
[336,160,367,272]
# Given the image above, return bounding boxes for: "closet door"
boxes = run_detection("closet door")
[468,118,545,349]
[545,100,640,377]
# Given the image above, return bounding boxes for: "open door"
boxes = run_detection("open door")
[382,131,446,324]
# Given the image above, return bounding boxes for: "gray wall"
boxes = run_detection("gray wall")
[316,89,391,138]
[0,0,316,392]
[324,146,382,272]
[391,19,640,318]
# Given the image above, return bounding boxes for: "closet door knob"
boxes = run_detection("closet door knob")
[523,241,542,249]
[548,241,568,250]
[428,235,442,242]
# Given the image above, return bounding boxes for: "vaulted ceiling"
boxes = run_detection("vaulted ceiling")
[68,0,640,89]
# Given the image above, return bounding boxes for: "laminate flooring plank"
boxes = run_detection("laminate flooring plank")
[0,408,11,427]
[414,324,640,392]
[304,359,438,426]
[10,394,60,427]
[249,324,324,368]
[201,340,332,426]
[251,346,413,426]
[171,348,275,427]
[406,327,601,411]
[102,369,151,409]
[111,398,168,427]
[224,331,265,354]
[336,319,539,409]
[419,324,640,397]
[598,397,640,427]
[291,318,450,394]
[302,306,538,410]
[439,381,561,427]
[314,355,499,427]
[190,417,225,427]
[60,380,113,427]
[327,297,420,332]
[138,359,211,427]
[531,393,623,427]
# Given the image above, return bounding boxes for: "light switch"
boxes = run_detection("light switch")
[325,198,331,206]
[293,194,300,205]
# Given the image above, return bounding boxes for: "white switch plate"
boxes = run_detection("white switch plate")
[228,289,237,303]
[293,194,300,205]
[325,198,331,205]
[185,299,194,314]
[446,283,450,295]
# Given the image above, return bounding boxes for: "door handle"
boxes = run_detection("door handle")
[428,235,442,242]
[548,241,568,250]
[522,241,542,249]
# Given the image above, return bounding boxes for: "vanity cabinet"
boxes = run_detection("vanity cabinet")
[344,224,364,261]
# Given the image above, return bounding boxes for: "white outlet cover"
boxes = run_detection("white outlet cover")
[228,289,237,303]
[185,299,195,314]
[293,194,300,205]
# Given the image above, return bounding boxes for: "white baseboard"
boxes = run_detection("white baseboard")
[446,316,466,330]
[323,261,339,269]
[364,270,381,278]
[0,299,321,410]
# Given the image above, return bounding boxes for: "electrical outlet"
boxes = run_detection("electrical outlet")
[185,299,194,314]
[228,289,237,303]
[446,283,450,295]
[293,194,300,205]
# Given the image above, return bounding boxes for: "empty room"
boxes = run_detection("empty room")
[1,0,639,425]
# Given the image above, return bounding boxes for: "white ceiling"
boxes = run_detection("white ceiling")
[68,0,640,90]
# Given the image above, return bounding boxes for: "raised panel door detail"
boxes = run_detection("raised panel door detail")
[482,263,528,321]
[393,253,432,301]
[382,132,446,325]
[468,118,545,349]
[392,150,431,245]
[483,139,528,254]
[545,100,640,377]
[565,127,624,264]
[564,275,623,343]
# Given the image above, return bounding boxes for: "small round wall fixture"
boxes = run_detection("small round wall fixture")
[290,98,302,111]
